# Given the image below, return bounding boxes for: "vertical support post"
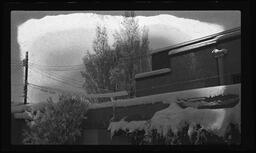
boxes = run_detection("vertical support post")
[212,48,228,85]
[24,52,28,104]
[111,97,115,120]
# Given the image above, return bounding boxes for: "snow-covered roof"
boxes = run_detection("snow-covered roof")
[89,83,240,110]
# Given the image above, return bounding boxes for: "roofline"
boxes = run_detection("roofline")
[150,27,241,55]
[135,68,171,79]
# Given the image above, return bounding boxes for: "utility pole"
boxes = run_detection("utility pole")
[23,52,28,104]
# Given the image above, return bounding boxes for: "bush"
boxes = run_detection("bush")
[111,122,241,145]
[22,95,89,144]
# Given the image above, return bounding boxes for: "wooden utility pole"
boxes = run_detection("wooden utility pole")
[23,52,28,104]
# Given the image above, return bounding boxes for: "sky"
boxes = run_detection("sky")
[11,11,240,104]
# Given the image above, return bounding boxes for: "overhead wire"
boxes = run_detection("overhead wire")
[28,62,85,71]
[28,62,84,68]
[29,67,83,89]
[29,65,111,93]
[30,67,84,88]
[27,53,151,71]
[28,82,88,98]
[33,68,85,85]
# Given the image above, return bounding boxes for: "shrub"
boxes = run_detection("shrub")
[111,122,241,145]
[22,95,89,144]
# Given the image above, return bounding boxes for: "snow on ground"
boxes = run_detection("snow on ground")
[107,84,240,138]
[108,118,149,138]
[108,102,240,139]
[149,101,240,137]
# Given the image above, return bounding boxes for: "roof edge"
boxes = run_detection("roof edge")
[150,27,241,55]
[135,68,171,79]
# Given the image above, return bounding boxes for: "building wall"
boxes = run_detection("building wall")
[135,73,171,97]
[151,51,170,70]
[168,44,219,87]
[136,36,240,97]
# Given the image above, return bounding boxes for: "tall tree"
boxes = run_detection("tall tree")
[81,25,116,94]
[111,11,151,96]
[81,12,151,98]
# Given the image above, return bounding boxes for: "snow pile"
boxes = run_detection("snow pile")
[149,101,240,138]
[107,84,241,140]
[107,101,240,140]
[108,118,149,138]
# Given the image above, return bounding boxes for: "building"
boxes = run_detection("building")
[135,27,241,97]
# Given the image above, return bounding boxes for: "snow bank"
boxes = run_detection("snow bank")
[108,118,149,138]
[108,101,240,139]
[149,101,240,137]
[107,84,240,139]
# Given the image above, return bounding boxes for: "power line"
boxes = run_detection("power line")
[28,62,84,68]
[28,82,87,97]
[47,72,84,85]
[29,83,59,93]
[29,82,66,92]
[30,67,84,87]
[28,82,121,100]
[29,64,85,71]
[29,67,83,89]
[30,68,82,89]
[27,53,151,71]
[29,67,110,93]
[32,67,85,85]
[27,70,74,91]
[28,62,85,71]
